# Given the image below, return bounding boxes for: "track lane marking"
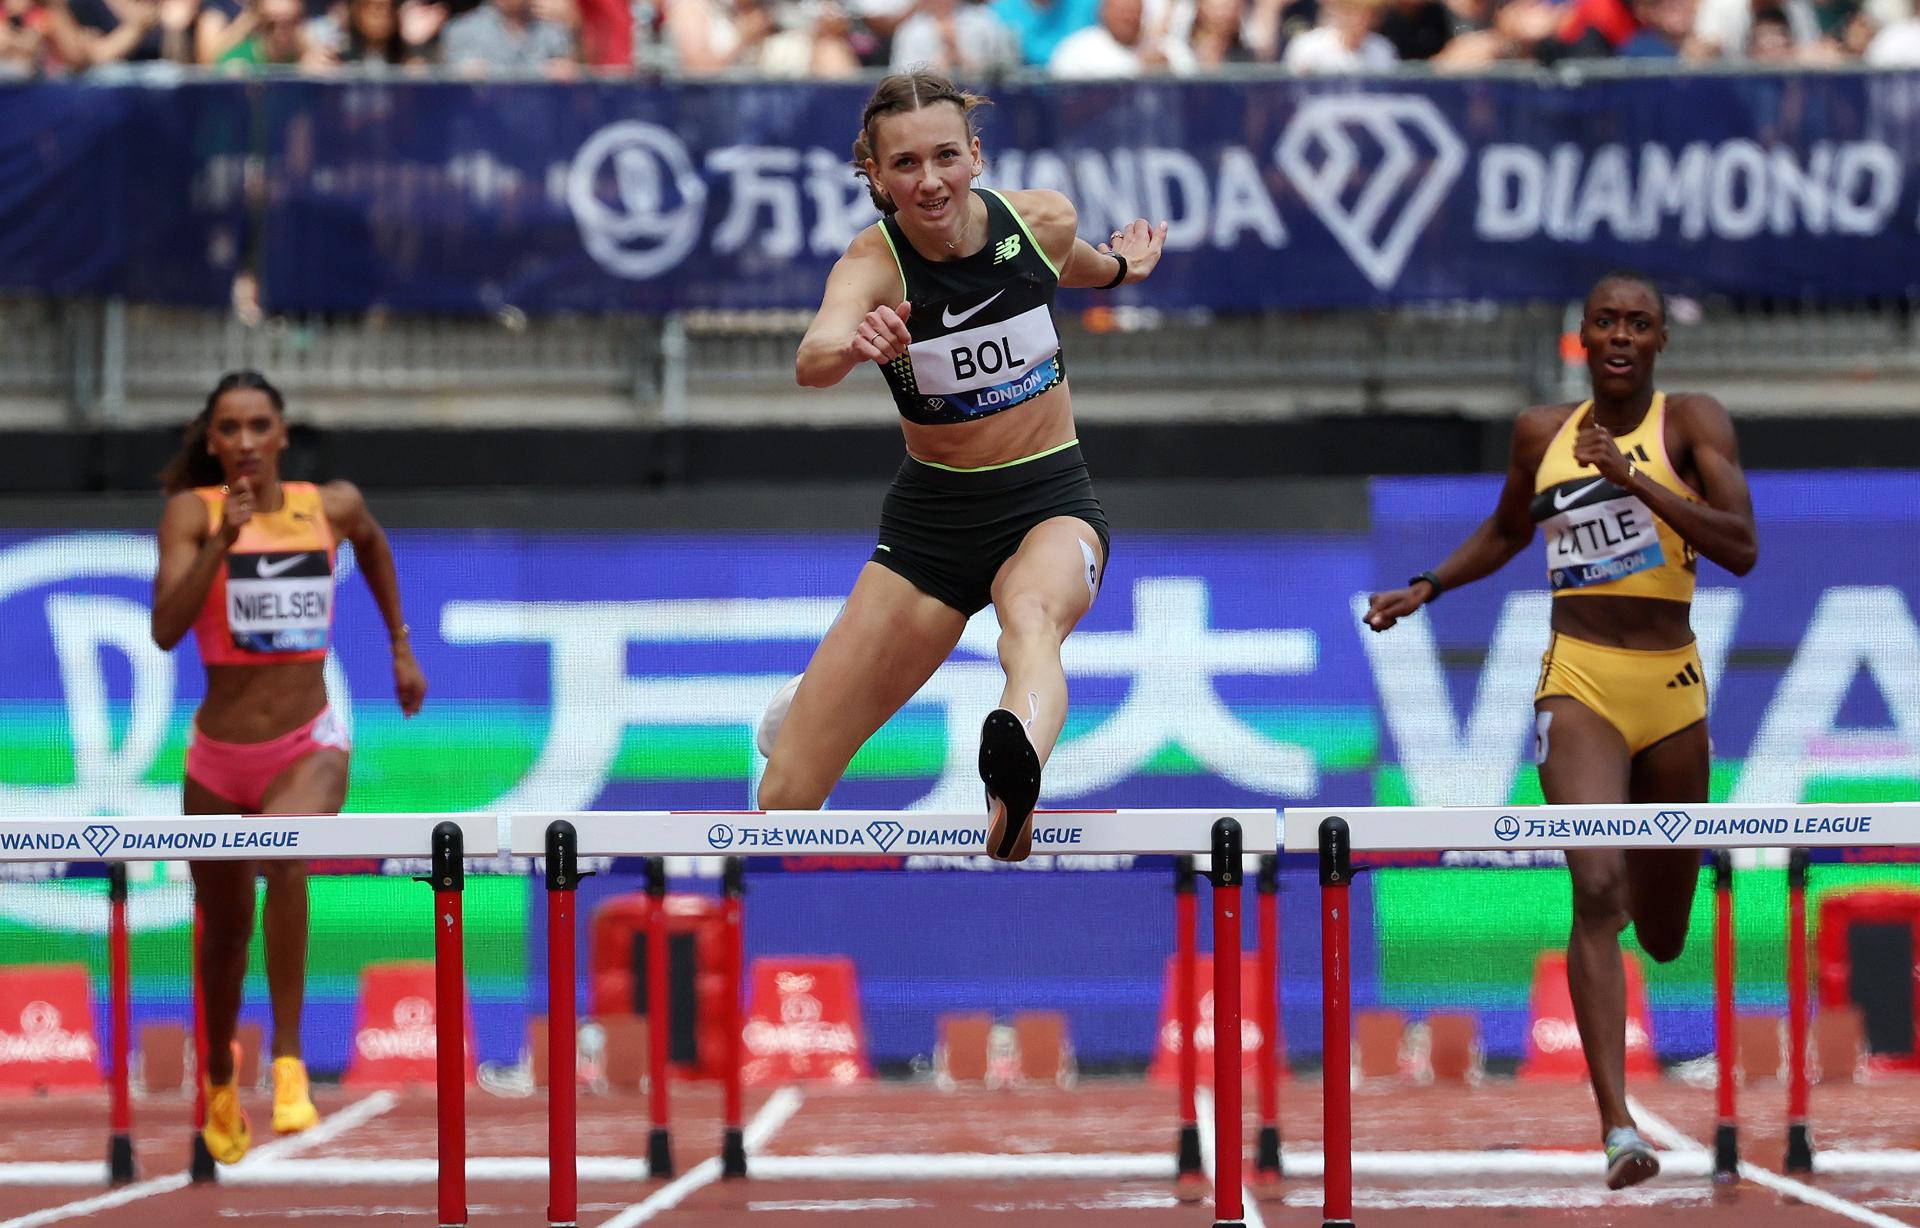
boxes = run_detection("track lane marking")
[1631,1096,1915,1228]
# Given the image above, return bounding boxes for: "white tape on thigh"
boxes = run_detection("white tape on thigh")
[1078,537,1100,599]
[1534,708,1553,766]
[757,673,804,758]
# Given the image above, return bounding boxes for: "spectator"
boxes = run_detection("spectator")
[1049,0,1193,73]
[1375,0,1449,55]
[1613,0,1714,58]
[1428,0,1559,63]
[1282,0,1395,69]
[1693,0,1817,55]
[309,0,441,62]
[1745,3,1795,54]
[2,0,94,69]
[209,0,323,59]
[1185,0,1265,60]
[661,0,746,70]
[67,0,197,61]
[889,0,1018,70]
[751,0,862,73]
[993,0,1098,64]
[1866,10,1920,59]
[440,0,573,72]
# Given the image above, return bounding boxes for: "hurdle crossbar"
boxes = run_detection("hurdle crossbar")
[0,813,496,862]
[1283,801,1896,852]
[509,808,1276,859]
[1300,801,1920,1228]
[0,813,490,1227]
[513,808,1273,1228]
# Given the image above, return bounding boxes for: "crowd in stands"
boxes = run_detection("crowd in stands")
[4,0,1916,80]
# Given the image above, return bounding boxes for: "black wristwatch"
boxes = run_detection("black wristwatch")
[1410,570,1444,601]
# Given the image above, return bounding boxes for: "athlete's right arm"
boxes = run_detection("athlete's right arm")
[796,230,910,389]
[1363,407,1561,632]
[151,490,235,651]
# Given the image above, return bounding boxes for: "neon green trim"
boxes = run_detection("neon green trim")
[984,189,1058,279]
[875,220,908,299]
[911,439,1078,474]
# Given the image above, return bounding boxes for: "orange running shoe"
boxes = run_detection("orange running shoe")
[271,1056,320,1135]
[201,1077,252,1165]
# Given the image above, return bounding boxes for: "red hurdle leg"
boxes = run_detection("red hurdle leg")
[190,903,215,1184]
[1255,853,1282,1184]
[1786,849,1812,1173]
[721,858,747,1179]
[546,821,580,1227]
[646,857,674,1179]
[427,822,468,1228]
[1713,851,1738,1183]
[108,863,135,1186]
[1210,819,1246,1227]
[1319,817,1353,1228]
[1175,855,1204,1194]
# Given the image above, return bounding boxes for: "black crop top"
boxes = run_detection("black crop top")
[874,188,1066,426]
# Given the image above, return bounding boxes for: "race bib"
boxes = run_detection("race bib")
[227,551,332,653]
[1534,477,1665,591]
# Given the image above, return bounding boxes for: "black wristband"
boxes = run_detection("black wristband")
[1411,570,1444,601]
[1099,252,1127,290]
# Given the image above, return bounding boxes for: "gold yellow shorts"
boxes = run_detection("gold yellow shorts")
[1534,632,1707,755]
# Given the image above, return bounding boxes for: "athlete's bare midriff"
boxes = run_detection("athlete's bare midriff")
[197,662,328,743]
[900,380,1077,469]
[1551,593,1695,651]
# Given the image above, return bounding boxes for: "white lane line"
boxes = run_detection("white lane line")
[0,1172,192,1228]
[598,1087,804,1228]
[0,1091,397,1227]
[749,1155,1169,1180]
[1631,1097,1915,1228]
[1196,1087,1266,1228]
[236,1090,401,1169]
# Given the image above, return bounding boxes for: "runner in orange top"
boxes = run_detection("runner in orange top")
[1364,272,1758,1189]
[151,370,426,1164]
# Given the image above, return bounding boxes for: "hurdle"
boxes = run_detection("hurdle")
[1286,800,1918,1228]
[513,808,1278,1228]
[0,813,491,1228]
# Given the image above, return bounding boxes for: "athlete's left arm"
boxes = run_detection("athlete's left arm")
[322,480,427,716]
[1590,394,1758,576]
[1012,189,1168,289]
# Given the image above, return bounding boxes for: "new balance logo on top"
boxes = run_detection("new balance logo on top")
[1666,662,1702,689]
[992,234,1021,263]
[1630,443,1651,463]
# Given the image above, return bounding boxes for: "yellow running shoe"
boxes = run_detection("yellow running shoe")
[201,1078,252,1165]
[271,1056,321,1135]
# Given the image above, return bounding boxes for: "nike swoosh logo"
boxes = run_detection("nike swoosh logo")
[942,290,1004,329]
[1552,478,1607,511]
[254,553,308,579]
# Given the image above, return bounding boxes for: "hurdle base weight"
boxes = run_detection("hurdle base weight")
[1786,1122,1812,1173]
[1254,1124,1281,1183]
[1713,1123,1739,1184]
[189,1133,217,1184]
[108,1133,135,1186]
[721,1127,747,1179]
[648,1126,674,1179]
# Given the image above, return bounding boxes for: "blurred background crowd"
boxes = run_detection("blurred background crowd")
[6,0,1916,85]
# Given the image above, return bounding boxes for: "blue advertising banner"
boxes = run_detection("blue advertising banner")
[5,73,1920,310]
[0,472,1915,1067]
[0,81,250,305]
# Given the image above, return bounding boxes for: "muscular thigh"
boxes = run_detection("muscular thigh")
[1624,719,1710,938]
[768,563,968,780]
[1535,696,1631,805]
[261,749,348,815]
[990,516,1105,628]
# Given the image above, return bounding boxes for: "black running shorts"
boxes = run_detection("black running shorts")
[869,442,1111,616]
